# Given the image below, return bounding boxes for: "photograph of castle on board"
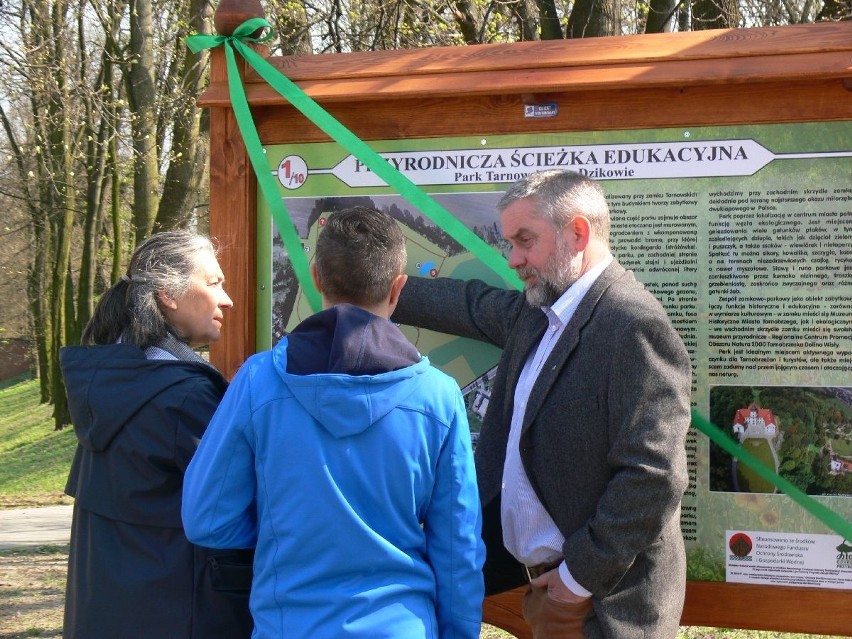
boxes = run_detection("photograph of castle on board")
[708,385,852,497]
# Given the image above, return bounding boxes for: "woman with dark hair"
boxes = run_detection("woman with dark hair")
[60,231,252,639]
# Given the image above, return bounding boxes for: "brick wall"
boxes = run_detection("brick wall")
[0,338,34,381]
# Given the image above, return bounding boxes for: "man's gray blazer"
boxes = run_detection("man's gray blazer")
[393,260,692,639]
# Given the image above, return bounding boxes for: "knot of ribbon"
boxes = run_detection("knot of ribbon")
[186,18,521,317]
[186,18,322,313]
[186,17,274,55]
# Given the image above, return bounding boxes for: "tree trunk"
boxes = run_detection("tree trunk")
[508,0,540,41]
[645,0,679,33]
[76,48,116,343]
[450,0,483,44]
[46,112,75,430]
[42,2,75,429]
[266,0,313,55]
[109,134,126,285]
[567,0,620,38]
[535,0,564,39]
[692,0,741,29]
[30,237,51,404]
[155,0,213,231]
[816,0,850,21]
[126,0,161,242]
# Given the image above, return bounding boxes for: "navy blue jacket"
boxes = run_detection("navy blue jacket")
[61,343,252,639]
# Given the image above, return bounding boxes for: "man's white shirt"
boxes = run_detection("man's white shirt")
[501,254,613,596]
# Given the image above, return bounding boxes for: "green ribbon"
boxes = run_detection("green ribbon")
[187,19,850,542]
[187,18,522,311]
[187,19,322,312]
[691,410,852,540]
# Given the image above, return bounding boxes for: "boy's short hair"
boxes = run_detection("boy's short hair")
[315,206,407,306]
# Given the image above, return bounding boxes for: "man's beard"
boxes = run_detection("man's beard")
[518,237,580,307]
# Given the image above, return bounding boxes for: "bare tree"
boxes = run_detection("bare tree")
[0,0,215,428]
[0,0,80,424]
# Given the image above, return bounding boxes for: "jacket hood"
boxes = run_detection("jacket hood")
[273,304,426,438]
[60,344,226,452]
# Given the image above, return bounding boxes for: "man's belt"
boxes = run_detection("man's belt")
[524,558,562,581]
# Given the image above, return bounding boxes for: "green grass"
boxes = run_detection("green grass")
[0,374,75,507]
[737,439,776,493]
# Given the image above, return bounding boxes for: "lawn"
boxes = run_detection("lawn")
[0,374,846,638]
[737,438,777,493]
[0,374,75,509]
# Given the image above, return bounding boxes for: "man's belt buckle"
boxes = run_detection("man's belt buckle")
[525,559,561,581]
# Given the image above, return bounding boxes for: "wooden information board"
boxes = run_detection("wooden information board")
[202,2,852,634]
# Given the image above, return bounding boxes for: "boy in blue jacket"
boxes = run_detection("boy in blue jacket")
[183,206,484,638]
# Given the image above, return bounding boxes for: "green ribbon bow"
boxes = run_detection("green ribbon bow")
[187,17,522,317]
[188,18,321,312]
[187,19,850,542]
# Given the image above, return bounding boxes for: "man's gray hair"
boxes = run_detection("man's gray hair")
[497,170,611,246]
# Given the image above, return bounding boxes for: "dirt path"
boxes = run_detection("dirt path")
[0,545,66,638]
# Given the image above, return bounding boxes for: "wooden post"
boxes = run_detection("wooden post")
[213,0,264,35]
[208,0,265,379]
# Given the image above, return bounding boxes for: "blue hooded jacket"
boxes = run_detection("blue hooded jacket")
[183,304,484,638]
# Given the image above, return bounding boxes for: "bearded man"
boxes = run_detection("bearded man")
[392,170,692,639]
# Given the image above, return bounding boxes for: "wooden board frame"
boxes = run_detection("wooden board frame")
[203,4,852,635]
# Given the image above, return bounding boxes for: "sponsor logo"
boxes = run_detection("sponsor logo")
[729,532,753,562]
[524,103,558,119]
[837,539,852,569]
